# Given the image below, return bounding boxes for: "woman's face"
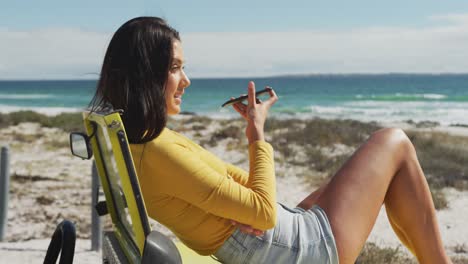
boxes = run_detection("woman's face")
[165,40,190,116]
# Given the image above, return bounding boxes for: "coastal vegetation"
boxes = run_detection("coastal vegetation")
[0,111,83,132]
[2,111,467,209]
[357,242,468,263]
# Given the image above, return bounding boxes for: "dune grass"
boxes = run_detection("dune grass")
[356,243,468,263]
[0,111,84,132]
[407,131,468,191]
[356,243,415,264]
[3,111,468,209]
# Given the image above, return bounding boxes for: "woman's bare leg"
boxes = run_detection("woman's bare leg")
[297,128,451,264]
[297,184,327,209]
[297,155,416,254]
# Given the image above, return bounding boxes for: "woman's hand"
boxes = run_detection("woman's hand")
[232,81,278,144]
[230,220,264,236]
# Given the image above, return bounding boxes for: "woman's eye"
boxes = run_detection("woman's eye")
[170,65,186,73]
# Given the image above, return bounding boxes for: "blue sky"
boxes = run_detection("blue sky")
[2,1,468,79]
[4,1,468,32]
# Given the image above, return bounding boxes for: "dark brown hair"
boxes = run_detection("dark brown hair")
[90,17,180,143]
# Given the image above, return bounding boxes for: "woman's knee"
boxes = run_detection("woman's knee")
[370,127,415,156]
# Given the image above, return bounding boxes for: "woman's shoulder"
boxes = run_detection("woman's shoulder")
[146,127,194,153]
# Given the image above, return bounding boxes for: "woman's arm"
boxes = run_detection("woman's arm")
[228,81,279,232]
[144,81,278,231]
[225,163,249,186]
[145,140,277,230]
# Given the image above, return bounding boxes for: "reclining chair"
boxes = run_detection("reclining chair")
[70,109,218,263]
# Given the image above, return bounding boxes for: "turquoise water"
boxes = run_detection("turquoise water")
[1,74,467,125]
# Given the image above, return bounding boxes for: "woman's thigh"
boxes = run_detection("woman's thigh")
[314,128,410,264]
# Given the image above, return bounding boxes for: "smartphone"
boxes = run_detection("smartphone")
[221,87,273,107]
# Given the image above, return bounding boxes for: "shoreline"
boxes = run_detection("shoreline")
[0,114,467,262]
[1,109,468,129]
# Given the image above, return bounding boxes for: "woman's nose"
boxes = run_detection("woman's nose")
[182,71,191,88]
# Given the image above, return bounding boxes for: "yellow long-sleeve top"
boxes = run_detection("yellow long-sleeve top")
[130,128,277,255]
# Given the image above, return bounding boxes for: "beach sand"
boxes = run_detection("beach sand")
[0,118,467,263]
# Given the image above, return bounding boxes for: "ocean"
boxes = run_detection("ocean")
[1,74,467,125]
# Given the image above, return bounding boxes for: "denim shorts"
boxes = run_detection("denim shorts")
[213,203,339,264]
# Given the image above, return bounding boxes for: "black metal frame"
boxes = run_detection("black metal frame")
[69,122,97,160]
[43,220,76,264]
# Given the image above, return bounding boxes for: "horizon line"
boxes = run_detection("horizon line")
[1,72,468,81]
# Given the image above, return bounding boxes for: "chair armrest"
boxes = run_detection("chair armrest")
[141,231,182,264]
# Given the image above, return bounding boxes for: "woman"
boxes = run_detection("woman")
[91,16,452,264]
